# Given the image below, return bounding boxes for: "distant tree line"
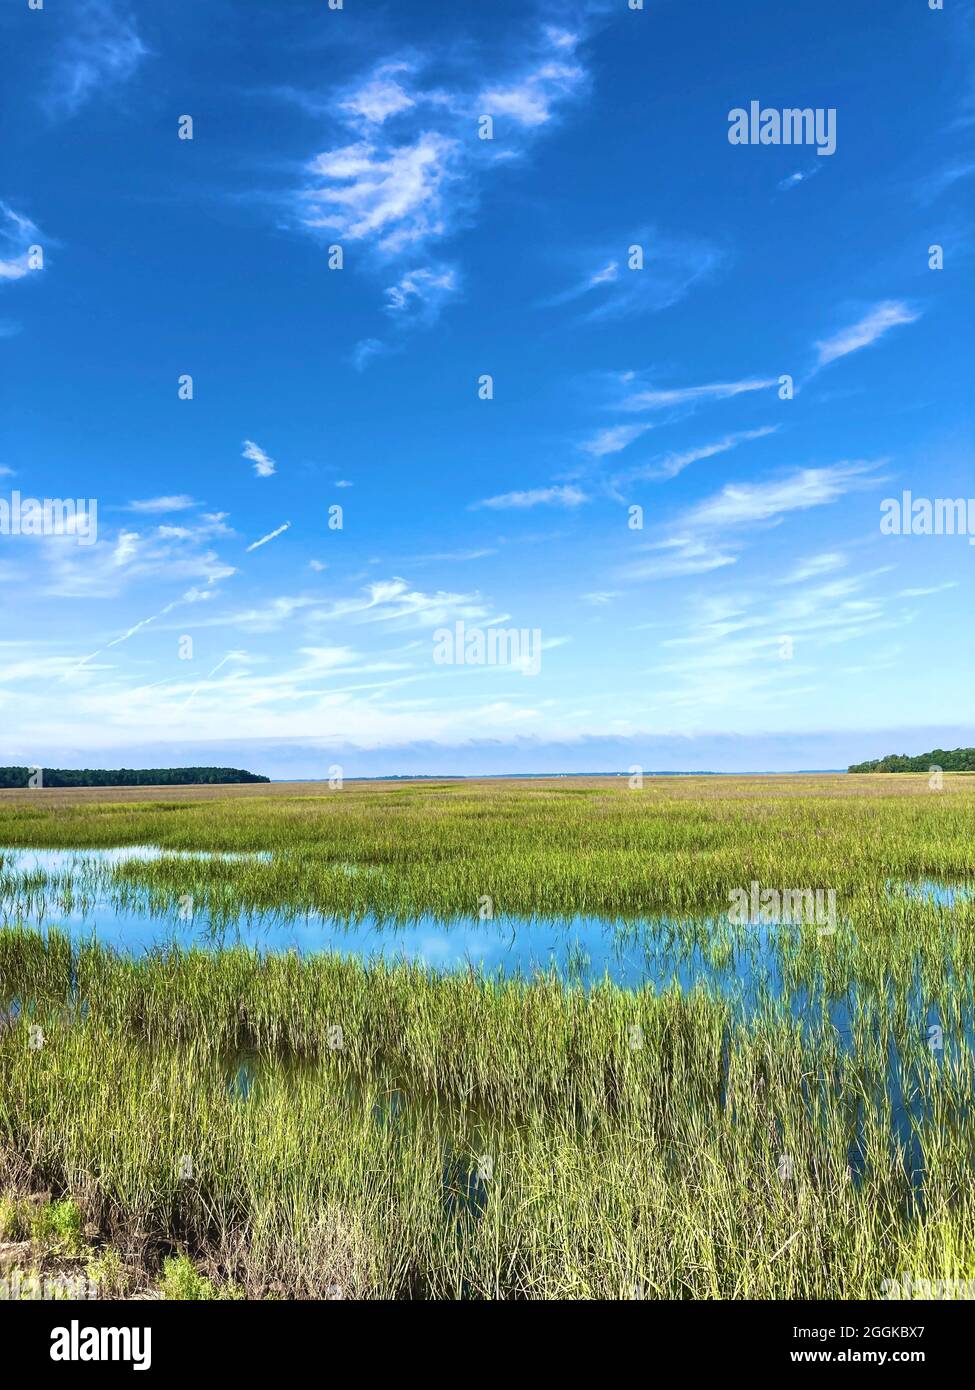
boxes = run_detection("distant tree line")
[0,767,270,788]
[849,748,975,773]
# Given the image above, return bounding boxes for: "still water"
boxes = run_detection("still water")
[0,845,967,1007]
[3,845,971,1191]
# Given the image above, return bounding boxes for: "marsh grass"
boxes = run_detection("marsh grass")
[1,774,972,923]
[0,775,973,1298]
[1,929,975,1298]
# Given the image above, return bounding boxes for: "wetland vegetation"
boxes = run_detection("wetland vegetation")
[0,775,973,1299]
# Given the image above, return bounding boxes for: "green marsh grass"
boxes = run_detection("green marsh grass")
[1,930,974,1298]
[0,775,973,1298]
[1,773,972,923]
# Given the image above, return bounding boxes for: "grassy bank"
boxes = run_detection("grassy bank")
[2,929,975,1299]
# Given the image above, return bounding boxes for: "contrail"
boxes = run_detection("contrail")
[183,651,241,708]
[63,587,206,677]
[246,521,291,552]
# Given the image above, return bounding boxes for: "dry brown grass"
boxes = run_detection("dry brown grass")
[0,771,968,809]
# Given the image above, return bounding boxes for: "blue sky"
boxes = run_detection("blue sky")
[1,0,973,776]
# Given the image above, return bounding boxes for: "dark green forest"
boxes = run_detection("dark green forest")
[0,767,269,788]
[849,748,975,773]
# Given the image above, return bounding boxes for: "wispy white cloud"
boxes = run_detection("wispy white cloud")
[917,160,975,203]
[548,230,722,322]
[778,166,822,192]
[617,463,882,587]
[406,547,498,564]
[351,337,392,372]
[242,440,276,478]
[351,262,460,361]
[621,537,739,581]
[197,595,318,633]
[293,24,591,347]
[301,132,461,254]
[317,578,492,630]
[814,301,920,368]
[897,581,959,597]
[778,552,847,584]
[384,263,459,323]
[476,45,586,130]
[32,521,236,601]
[0,205,41,283]
[22,633,586,749]
[588,260,619,287]
[621,377,778,413]
[472,484,589,510]
[580,424,651,457]
[338,65,417,126]
[126,495,198,514]
[192,578,494,637]
[45,0,148,118]
[619,426,778,482]
[643,566,909,714]
[155,513,232,542]
[679,461,881,532]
